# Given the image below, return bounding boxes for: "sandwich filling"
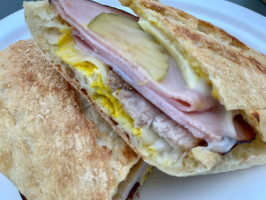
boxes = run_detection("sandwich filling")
[50,0,255,153]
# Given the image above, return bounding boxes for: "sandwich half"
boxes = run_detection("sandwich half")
[0,39,150,200]
[24,0,266,176]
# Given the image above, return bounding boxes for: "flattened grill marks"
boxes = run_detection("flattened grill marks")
[164,19,265,74]
[139,0,266,75]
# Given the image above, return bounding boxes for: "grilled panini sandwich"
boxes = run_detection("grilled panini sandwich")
[24,0,266,176]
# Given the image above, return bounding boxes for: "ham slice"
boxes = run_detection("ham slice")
[50,0,255,153]
[51,0,217,113]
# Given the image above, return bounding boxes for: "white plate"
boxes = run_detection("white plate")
[0,1,265,200]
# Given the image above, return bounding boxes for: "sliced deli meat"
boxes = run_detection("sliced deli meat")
[50,0,216,112]
[50,0,255,153]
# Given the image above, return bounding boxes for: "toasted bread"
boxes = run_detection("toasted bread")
[0,39,139,200]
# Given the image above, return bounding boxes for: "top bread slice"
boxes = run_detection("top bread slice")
[0,39,139,200]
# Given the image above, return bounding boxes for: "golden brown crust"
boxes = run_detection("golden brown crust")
[125,0,266,111]
[0,40,138,200]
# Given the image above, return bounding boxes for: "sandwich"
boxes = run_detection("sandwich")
[24,0,266,176]
[0,39,151,200]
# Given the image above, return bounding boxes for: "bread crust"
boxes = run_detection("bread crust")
[0,40,138,200]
